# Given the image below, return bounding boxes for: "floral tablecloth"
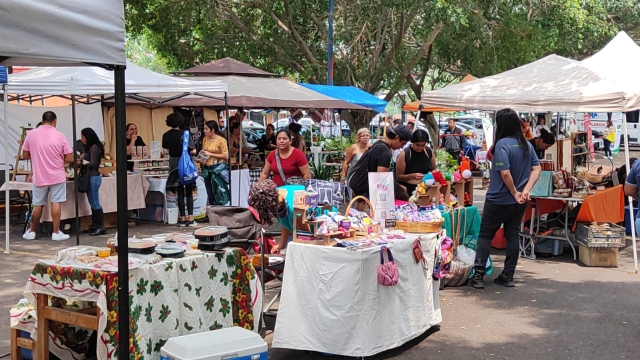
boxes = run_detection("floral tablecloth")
[12,248,261,360]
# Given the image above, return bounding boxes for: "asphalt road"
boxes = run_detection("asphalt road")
[1,150,639,359]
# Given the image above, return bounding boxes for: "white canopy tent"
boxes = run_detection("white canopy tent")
[419,54,640,113]
[1,2,133,356]
[7,61,228,102]
[420,53,640,272]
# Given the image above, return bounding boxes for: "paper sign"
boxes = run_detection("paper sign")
[482,117,494,149]
[368,172,395,220]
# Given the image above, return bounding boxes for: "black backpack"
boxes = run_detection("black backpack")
[347,141,390,193]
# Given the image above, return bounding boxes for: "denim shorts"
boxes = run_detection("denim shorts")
[32,182,66,206]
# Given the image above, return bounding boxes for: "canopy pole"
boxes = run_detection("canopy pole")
[4,84,9,254]
[238,111,242,206]
[225,99,231,205]
[71,95,80,245]
[622,113,638,273]
[114,65,130,360]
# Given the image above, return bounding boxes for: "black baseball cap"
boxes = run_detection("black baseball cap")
[388,124,413,141]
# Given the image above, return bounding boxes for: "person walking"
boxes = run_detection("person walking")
[442,119,465,163]
[80,128,106,236]
[22,111,74,241]
[467,108,541,289]
[162,112,198,227]
[340,128,371,183]
[602,119,615,159]
[200,120,229,205]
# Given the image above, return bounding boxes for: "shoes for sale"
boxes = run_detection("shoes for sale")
[51,231,70,241]
[22,230,36,240]
[494,274,515,287]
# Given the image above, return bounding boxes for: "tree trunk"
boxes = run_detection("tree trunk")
[420,113,440,148]
[341,110,372,132]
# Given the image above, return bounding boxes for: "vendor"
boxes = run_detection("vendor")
[395,129,436,196]
[529,128,555,160]
[126,123,146,171]
[259,129,311,186]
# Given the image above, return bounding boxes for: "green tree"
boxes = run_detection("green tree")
[126,0,640,135]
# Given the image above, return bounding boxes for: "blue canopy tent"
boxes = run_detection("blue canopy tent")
[298,83,388,113]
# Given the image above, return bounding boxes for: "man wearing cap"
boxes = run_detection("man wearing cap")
[346,124,412,200]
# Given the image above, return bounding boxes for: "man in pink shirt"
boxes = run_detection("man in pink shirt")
[22,111,74,241]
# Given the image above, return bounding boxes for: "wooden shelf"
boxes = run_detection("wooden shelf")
[572,152,588,156]
[136,166,170,170]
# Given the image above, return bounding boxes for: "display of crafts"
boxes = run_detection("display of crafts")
[336,233,406,251]
[391,203,443,223]
[47,246,146,272]
[314,208,381,236]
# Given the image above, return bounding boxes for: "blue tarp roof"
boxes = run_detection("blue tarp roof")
[298,83,387,113]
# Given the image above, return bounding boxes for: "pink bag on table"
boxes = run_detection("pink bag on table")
[378,246,399,286]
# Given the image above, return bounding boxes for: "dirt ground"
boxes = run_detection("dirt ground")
[1,150,639,359]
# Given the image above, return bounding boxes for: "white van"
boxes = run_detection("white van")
[575,112,640,145]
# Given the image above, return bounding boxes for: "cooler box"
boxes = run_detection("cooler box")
[160,327,267,360]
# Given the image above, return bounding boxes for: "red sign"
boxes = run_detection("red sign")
[583,114,595,162]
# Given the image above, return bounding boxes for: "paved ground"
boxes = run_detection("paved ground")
[1,150,639,359]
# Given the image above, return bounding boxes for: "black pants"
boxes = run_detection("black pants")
[177,185,194,217]
[474,200,528,278]
[603,139,612,157]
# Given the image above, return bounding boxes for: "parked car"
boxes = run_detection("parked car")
[243,129,261,151]
[438,122,481,146]
[242,121,265,137]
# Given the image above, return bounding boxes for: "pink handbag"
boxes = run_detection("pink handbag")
[378,246,399,286]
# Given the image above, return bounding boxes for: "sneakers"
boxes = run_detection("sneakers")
[467,274,485,289]
[51,231,70,241]
[179,220,197,227]
[493,274,515,287]
[22,230,36,240]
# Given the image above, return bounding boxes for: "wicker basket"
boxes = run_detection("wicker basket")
[345,196,381,238]
[394,219,444,233]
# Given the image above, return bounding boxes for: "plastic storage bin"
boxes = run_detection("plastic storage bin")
[160,327,267,360]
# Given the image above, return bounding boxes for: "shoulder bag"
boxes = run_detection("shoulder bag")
[275,149,304,185]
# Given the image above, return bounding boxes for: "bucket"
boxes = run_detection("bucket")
[552,239,564,256]
[166,208,179,225]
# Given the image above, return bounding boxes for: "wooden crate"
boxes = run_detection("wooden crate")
[417,183,448,206]
[578,244,618,267]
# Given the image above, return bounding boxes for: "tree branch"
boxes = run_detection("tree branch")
[283,0,322,68]
[398,21,444,78]
[364,9,389,89]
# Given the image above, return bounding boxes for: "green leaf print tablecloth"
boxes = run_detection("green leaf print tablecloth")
[21,248,261,360]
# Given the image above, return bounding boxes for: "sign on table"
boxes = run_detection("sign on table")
[368,172,395,220]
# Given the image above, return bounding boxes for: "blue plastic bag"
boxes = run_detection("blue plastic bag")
[177,130,198,185]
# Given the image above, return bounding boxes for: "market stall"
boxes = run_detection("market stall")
[1,174,148,223]
[11,246,261,360]
[272,234,441,357]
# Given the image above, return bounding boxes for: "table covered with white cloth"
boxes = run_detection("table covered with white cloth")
[1,174,148,221]
[272,233,442,357]
[144,169,250,222]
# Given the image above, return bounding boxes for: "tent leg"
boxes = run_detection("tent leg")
[622,113,638,273]
[225,95,231,206]
[114,65,130,360]
[71,95,80,245]
[4,84,9,254]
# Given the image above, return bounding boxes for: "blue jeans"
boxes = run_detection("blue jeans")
[635,218,640,237]
[87,176,102,210]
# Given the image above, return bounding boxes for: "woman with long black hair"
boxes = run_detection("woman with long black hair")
[80,128,107,235]
[468,108,541,289]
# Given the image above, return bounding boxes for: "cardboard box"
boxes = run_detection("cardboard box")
[578,244,618,267]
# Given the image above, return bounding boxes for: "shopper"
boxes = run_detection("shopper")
[200,120,229,206]
[162,112,198,227]
[289,122,306,152]
[602,119,615,159]
[259,129,311,186]
[396,129,436,196]
[468,108,541,289]
[126,123,146,171]
[442,119,465,163]
[529,128,555,160]
[258,123,278,157]
[22,111,74,241]
[80,128,106,236]
[534,116,550,137]
[347,124,412,198]
[340,128,371,183]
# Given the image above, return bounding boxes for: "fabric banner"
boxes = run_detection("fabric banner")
[368,172,395,220]
[576,112,624,154]
[583,114,595,161]
[482,117,494,148]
